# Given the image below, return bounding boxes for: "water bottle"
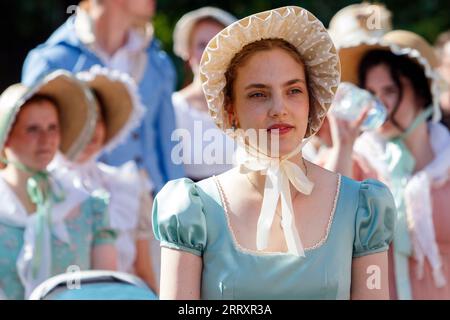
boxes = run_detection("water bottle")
[330,82,387,131]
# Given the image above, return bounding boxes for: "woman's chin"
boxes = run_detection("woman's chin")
[377,122,400,139]
[29,161,50,172]
[32,154,56,170]
[265,142,300,158]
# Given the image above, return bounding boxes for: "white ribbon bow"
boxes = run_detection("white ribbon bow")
[235,137,314,256]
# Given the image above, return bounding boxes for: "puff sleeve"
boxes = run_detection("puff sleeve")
[353,179,396,258]
[152,178,207,256]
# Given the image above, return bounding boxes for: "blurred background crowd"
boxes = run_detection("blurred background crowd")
[0,0,449,300]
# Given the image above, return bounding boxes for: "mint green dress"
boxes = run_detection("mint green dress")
[0,188,116,300]
[153,175,396,300]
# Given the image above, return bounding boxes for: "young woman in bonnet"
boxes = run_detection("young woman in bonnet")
[50,66,158,294]
[0,71,117,299]
[334,31,450,300]
[171,6,237,181]
[153,6,396,300]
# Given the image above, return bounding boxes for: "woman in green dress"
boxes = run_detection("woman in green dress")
[0,71,117,299]
[153,6,396,300]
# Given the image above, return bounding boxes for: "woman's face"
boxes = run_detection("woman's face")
[76,104,106,164]
[188,19,225,73]
[364,63,421,138]
[230,48,310,157]
[4,99,60,171]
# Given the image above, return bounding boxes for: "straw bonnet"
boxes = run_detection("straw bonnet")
[0,70,97,160]
[339,30,442,122]
[173,6,237,61]
[328,2,392,49]
[76,65,145,153]
[200,6,341,138]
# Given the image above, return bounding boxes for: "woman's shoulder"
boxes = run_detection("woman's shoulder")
[156,175,225,210]
[153,177,209,256]
[213,167,241,184]
[311,167,397,258]
[308,164,342,195]
[51,172,107,218]
[98,161,141,186]
[311,162,391,195]
[173,90,211,120]
[351,177,396,258]
[0,176,20,210]
[310,164,395,216]
[172,91,189,110]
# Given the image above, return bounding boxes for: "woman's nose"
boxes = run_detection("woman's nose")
[373,92,391,112]
[38,129,58,144]
[269,93,288,117]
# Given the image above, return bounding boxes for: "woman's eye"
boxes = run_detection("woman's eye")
[384,86,399,96]
[248,92,266,98]
[289,88,303,95]
[48,124,59,132]
[26,126,39,134]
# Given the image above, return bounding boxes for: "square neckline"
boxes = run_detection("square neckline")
[209,174,343,257]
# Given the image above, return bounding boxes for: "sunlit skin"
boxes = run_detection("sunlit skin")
[120,0,155,22]
[364,64,423,139]
[75,104,106,164]
[87,0,155,56]
[4,100,60,171]
[229,48,310,157]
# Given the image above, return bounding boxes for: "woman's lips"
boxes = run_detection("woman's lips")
[267,124,294,135]
[36,149,53,155]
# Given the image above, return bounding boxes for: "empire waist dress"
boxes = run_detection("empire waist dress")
[152,175,396,299]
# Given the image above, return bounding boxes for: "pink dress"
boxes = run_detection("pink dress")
[354,156,450,300]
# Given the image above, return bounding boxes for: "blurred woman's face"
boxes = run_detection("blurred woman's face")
[364,63,422,138]
[188,19,225,73]
[4,100,60,171]
[230,48,310,157]
[76,104,106,164]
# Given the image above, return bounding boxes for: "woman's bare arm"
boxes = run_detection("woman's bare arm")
[159,247,202,300]
[351,251,390,300]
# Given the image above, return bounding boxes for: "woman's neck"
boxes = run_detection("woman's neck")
[1,165,33,189]
[181,73,203,95]
[246,152,308,197]
[90,6,131,56]
[179,76,209,112]
[403,121,434,172]
[0,165,37,214]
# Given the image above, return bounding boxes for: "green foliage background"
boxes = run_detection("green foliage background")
[1,0,449,91]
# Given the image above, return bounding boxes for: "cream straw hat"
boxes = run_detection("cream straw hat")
[76,66,145,154]
[328,2,393,48]
[0,70,97,160]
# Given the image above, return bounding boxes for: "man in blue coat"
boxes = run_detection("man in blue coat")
[22,0,184,192]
